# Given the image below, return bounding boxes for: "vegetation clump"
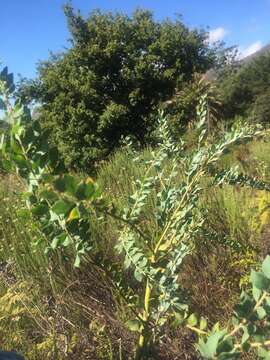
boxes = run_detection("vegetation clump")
[3,65,270,359]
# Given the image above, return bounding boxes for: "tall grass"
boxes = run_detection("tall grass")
[0,174,132,359]
[0,176,49,281]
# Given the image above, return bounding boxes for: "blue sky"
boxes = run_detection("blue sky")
[1,0,270,80]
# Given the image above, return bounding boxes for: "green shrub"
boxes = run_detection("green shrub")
[196,255,270,359]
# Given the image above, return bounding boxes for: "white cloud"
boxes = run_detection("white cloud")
[239,41,263,58]
[208,27,228,44]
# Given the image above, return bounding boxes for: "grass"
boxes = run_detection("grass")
[0,177,49,280]
[1,136,270,359]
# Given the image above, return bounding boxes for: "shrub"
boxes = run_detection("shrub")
[250,90,270,125]
[219,52,270,122]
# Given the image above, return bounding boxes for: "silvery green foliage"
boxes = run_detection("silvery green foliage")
[195,255,270,359]
[114,96,269,358]
[212,165,270,191]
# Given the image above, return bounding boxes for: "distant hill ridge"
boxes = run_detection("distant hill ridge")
[205,42,270,81]
[243,43,270,63]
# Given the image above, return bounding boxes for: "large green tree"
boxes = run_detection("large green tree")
[21,5,215,170]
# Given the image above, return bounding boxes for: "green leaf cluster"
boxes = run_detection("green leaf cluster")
[196,256,270,359]
[0,69,101,267]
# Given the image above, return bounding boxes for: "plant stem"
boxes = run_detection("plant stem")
[135,279,152,360]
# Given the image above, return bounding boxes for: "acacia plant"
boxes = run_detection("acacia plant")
[2,66,270,359]
[193,255,270,359]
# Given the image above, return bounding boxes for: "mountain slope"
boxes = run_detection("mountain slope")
[243,43,270,63]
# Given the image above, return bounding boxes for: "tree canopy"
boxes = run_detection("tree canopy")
[21,5,215,170]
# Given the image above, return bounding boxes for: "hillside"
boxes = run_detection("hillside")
[243,42,270,63]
